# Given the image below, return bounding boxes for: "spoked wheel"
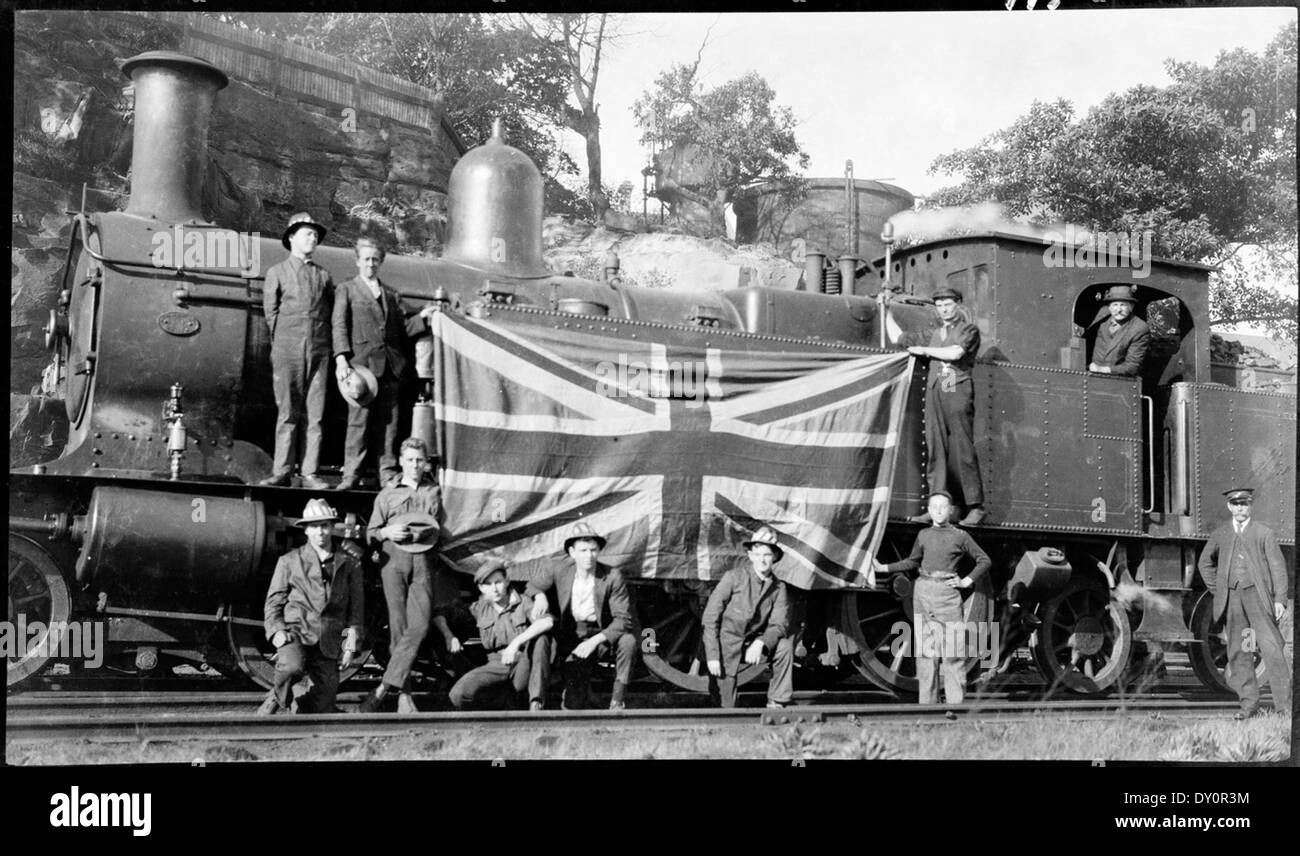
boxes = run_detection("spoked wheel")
[224,599,374,690]
[1031,580,1132,695]
[8,536,72,687]
[1186,590,1266,695]
[633,580,766,693]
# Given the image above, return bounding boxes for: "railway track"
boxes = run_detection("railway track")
[5,696,1242,744]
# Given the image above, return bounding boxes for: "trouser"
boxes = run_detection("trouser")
[342,369,402,482]
[913,576,966,705]
[272,641,339,713]
[270,343,328,477]
[448,635,550,710]
[925,376,983,507]
[1224,586,1291,713]
[381,557,433,690]
[709,635,794,708]
[551,621,637,709]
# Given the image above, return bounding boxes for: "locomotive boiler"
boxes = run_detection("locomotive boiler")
[9,50,1294,701]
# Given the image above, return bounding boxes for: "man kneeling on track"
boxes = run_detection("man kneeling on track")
[447,559,553,711]
[259,498,364,715]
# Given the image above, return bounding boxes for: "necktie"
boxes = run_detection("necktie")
[940,324,949,343]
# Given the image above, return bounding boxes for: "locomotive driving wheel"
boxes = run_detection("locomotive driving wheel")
[633,580,766,693]
[1031,580,1132,695]
[8,536,72,687]
[1185,590,1267,695]
[224,599,374,691]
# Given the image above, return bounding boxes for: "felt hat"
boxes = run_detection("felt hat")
[338,364,378,408]
[388,510,440,553]
[473,557,509,585]
[1101,285,1137,304]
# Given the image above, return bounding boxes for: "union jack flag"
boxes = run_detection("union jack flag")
[430,309,912,591]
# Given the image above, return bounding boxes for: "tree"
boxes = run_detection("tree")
[634,64,809,231]
[928,22,1297,339]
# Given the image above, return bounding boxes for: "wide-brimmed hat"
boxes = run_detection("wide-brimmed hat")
[296,498,339,527]
[281,212,327,250]
[1101,285,1137,304]
[338,364,378,408]
[931,286,963,303]
[1223,487,1255,505]
[388,510,440,553]
[563,521,607,552]
[742,527,785,562]
[473,557,509,585]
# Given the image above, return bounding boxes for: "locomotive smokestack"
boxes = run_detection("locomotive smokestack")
[120,51,229,223]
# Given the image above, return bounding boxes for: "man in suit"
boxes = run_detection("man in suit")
[702,527,794,709]
[526,522,637,710]
[1197,488,1292,719]
[907,286,986,526]
[259,498,364,714]
[261,212,335,489]
[1088,285,1150,378]
[332,237,425,490]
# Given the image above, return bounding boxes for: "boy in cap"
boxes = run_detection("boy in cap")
[360,437,459,713]
[907,286,986,526]
[333,236,427,490]
[448,559,554,710]
[526,521,638,710]
[702,526,794,709]
[872,490,991,705]
[261,212,335,489]
[1197,488,1292,719]
[1088,285,1150,377]
[259,498,364,714]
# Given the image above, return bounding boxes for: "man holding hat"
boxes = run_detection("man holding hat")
[332,237,425,490]
[702,526,795,709]
[1197,488,1292,719]
[526,521,637,710]
[261,212,335,489]
[448,559,554,710]
[1088,285,1149,377]
[907,286,986,527]
[359,437,459,713]
[259,498,364,714]
[873,490,991,705]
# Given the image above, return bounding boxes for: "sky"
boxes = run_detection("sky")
[565,8,1296,204]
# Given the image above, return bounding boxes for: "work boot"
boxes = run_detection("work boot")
[529,700,544,712]
[256,694,282,716]
[259,472,291,487]
[765,700,787,710]
[959,507,987,527]
[358,689,387,714]
[335,475,360,491]
[608,700,626,712]
[908,511,932,524]
[300,474,330,491]
[396,693,419,714]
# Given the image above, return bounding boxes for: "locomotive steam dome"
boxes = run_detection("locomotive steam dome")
[443,119,550,279]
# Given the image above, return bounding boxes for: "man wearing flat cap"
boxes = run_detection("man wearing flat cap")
[333,236,426,491]
[872,490,991,705]
[1088,285,1150,378]
[259,498,364,714]
[448,559,554,710]
[526,521,637,710]
[360,437,459,713]
[261,212,335,489]
[1197,488,1292,719]
[907,286,987,527]
[702,526,795,709]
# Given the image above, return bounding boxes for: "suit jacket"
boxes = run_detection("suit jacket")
[332,276,423,379]
[1090,315,1150,377]
[1197,520,1289,621]
[263,544,364,658]
[526,562,633,644]
[263,256,334,350]
[702,566,790,665]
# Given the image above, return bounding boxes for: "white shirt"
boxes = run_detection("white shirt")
[361,277,382,300]
[571,570,598,622]
[1234,518,1250,535]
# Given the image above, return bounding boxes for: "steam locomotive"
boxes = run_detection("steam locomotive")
[9,51,1294,699]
